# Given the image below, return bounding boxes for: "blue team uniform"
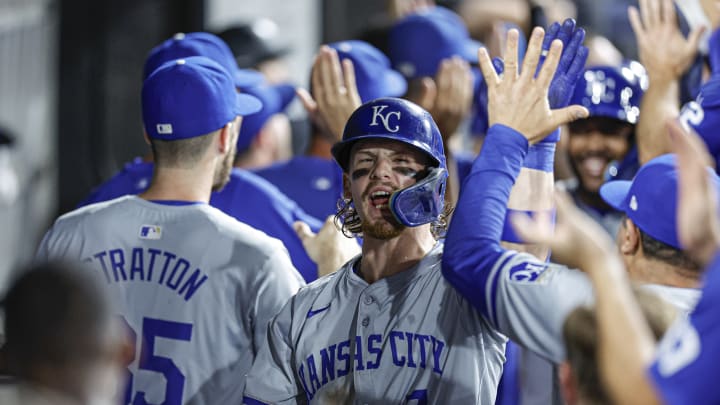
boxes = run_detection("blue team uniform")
[79,159,323,282]
[253,156,344,221]
[649,252,720,405]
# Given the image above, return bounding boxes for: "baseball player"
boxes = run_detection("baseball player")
[36,56,304,404]
[443,20,719,404]
[241,25,586,405]
[244,96,507,404]
[561,64,646,237]
[512,119,720,405]
[78,32,323,282]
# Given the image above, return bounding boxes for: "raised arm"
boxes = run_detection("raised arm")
[514,119,720,405]
[629,0,705,164]
[511,189,659,405]
[442,25,590,361]
[502,19,587,259]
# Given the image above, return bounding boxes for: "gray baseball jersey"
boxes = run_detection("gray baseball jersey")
[243,243,508,404]
[491,254,700,405]
[36,195,304,405]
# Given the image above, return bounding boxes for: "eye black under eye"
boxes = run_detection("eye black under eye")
[394,167,419,177]
[351,168,370,180]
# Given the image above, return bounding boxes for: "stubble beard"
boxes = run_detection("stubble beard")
[211,148,235,192]
[361,213,405,240]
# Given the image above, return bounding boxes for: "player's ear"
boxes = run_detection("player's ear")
[558,361,579,405]
[619,217,641,254]
[142,131,151,146]
[217,122,234,154]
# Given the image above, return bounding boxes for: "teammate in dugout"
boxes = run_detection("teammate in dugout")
[36,57,304,404]
[441,3,720,389]
[242,25,589,404]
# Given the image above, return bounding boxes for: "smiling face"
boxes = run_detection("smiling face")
[345,138,431,240]
[567,116,633,193]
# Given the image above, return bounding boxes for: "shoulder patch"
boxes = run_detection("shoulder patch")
[508,261,550,284]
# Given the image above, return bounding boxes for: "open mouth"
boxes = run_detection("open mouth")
[580,156,607,178]
[370,190,392,209]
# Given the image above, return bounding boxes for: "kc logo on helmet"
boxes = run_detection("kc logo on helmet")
[370,105,401,133]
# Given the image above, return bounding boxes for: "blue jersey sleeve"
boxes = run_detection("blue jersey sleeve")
[77,159,152,207]
[442,125,594,363]
[648,252,720,405]
[212,169,323,283]
[442,124,529,320]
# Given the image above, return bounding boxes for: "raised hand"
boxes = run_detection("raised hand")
[297,46,362,142]
[426,57,474,142]
[545,19,588,109]
[493,19,588,109]
[628,0,705,82]
[294,216,361,278]
[479,27,589,143]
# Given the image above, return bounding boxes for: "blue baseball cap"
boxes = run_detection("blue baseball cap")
[388,6,481,78]
[327,40,407,103]
[236,83,296,151]
[599,154,720,249]
[142,56,262,140]
[144,32,264,88]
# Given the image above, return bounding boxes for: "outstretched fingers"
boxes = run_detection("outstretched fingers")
[520,27,546,84]
[478,47,500,88]
[536,39,563,90]
[503,29,521,80]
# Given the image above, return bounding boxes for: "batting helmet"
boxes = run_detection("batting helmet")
[570,64,647,124]
[331,97,447,227]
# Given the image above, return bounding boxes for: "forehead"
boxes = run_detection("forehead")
[350,138,425,158]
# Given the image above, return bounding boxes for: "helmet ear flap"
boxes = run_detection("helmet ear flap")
[390,167,448,227]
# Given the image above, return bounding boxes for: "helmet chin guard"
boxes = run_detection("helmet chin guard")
[389,167,448,227]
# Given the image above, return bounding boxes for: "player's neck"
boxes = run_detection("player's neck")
[627,255,701,289]
[358,227,436,283]
[140,165,213,203]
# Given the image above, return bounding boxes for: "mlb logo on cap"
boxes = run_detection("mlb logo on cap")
[156,124,173,135]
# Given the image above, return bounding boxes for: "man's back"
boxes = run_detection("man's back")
[79,161,323,281]
[37,196,304,404]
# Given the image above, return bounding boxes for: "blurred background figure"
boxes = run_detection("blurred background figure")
[217,18,292,85]
[233,83,296,170]
[0,261,129,405]
[559,64,647,237]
